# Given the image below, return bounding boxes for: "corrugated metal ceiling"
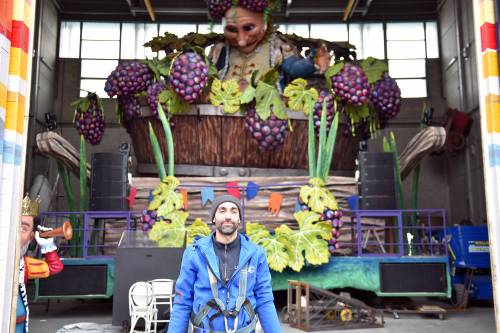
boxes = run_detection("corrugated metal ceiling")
[54,0,438,22]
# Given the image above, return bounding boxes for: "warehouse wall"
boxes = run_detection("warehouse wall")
[24,0,58,199]
[438,0,486,225]
[367,59,451,215]
[53,59,131,211]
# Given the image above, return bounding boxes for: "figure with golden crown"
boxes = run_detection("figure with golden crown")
[17,194,64,333]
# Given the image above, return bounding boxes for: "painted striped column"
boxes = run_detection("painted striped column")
[473,0,500,330]
[0,0,35,331]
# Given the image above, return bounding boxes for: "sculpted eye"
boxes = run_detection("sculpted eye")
[243,24,255,32]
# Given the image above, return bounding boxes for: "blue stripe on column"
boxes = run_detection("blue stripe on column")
[2,140,22,165]
[15,141,22,165]
[0,119,3,159]
[489,144,500,167]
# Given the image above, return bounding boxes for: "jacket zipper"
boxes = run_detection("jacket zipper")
[224,244,228,283]
[199,244,257,286]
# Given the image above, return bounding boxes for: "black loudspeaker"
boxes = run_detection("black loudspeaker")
[35,259,113,299]
[90,152,128,211]
[358,152,396,209]
[380,263,448,293]
[38,265,108,296]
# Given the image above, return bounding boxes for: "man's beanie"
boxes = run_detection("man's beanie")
[210,195,242,221]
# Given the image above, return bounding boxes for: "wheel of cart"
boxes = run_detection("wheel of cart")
[280,305,290,323]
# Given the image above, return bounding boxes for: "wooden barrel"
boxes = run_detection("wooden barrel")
[124,106,360,175]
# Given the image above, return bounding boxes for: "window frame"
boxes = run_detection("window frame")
[59,20,439,99]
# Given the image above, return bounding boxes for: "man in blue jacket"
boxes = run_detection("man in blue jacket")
[167,194,281,333]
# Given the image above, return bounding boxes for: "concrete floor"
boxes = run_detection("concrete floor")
[28,299,496,333]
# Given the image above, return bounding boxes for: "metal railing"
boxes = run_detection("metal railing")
[342,209,448,257]
[39,211,139,258]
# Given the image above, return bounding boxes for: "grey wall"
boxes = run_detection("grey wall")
[25,0,59,200]
[438,0,486,225]
[367,59,451,215]
[54,59,131,211]
[366,0,486,226]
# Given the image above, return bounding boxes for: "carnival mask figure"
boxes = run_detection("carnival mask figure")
[208,0,332,90]
[222,6,268,55]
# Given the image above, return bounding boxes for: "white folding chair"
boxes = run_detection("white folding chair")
[149,279,175,331]
[129,281,157,333]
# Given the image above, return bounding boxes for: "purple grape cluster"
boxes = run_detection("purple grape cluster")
[326,209,343,253]
[207,0,232,19]
[104,61,153,97]
[370,73,401,121]
[331,63,370,106]
[74,94,106,145]
[245,108,287,151]
[170,52,209,104]
[142,209,159,231]
[146,81,167,116]
[312,90,335,135]
[118,95,141,120]
[239,0,268,12]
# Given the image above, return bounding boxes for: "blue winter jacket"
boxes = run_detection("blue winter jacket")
[167,233,282,333]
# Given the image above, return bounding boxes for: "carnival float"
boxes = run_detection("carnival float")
[34,0,463,329]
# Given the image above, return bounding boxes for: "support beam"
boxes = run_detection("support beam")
[342,0,359,21]
[143,0,155,21]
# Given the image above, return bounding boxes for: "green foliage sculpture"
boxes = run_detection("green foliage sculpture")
[147,103,210,247]
[247,85,342,272]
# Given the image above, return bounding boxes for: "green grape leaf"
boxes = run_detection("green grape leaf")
[143,59,162,82]
[240,85,256,104]
[284,211,332,271]
[324,61,345,90]
[148,180,184,217]
[246,223,290,272]
[159,88,189,114]
[360,57,388,84]
[209,79,242,114]
[283,78,319,116]
[149,211,189,247]
[299,182,338,213]
[186,218,211,245]
[255,81,286,120]
[208,64,218,78]
[158,59,171,76]
[158,90,170,104]
[345,104,370,124]
[259,66,280,86]
[250,70,260,87]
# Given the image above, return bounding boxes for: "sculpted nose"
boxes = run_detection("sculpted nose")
[237,32,247,47]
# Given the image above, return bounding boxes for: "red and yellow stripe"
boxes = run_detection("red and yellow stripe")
[478,0,500,134]
[5,0,31,135]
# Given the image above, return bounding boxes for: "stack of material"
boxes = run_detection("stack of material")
[36,131,91,181]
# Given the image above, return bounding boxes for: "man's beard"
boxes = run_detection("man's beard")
[20,243,29,256]
[216,221,238,236]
